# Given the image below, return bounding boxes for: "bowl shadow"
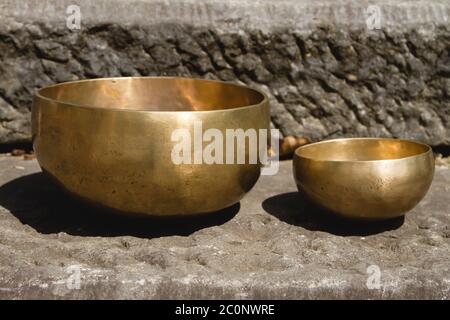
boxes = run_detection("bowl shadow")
[262,192,404,236]
[0,172,239,239]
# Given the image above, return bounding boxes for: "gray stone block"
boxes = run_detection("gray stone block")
[0,0,449,145]
[0,155,448,299]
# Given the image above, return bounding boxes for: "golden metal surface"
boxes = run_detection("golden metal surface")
[293,138,435,220]
[32,77,269,216]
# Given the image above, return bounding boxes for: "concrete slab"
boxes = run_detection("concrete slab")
[0,154,448,299]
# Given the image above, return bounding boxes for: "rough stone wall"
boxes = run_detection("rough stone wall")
[0,0,449,146]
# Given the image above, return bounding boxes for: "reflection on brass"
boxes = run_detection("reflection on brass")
[32,77,269,216]
[293,138,435,220]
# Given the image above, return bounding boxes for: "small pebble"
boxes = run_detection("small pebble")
[278,136,310,158]
[23,153,36,160]
[346,74,358,82]
[11,149,26,156]
[435,154,450,166]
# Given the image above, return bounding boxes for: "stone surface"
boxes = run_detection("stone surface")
[0,0,449,145]
[0,154,448,299]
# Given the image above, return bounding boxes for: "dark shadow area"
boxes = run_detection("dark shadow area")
[262,192,404,236]
[0,172,239,239]
[0,142,33,153]
[433,145,450,157]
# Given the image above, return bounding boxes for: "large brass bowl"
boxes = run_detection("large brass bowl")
[32,77,269,216]
[293,138,435,220]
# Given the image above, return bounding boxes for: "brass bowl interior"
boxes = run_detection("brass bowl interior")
[37,77,265,112]
[295,138,430,162]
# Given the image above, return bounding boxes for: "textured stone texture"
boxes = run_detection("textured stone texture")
[0,155,448,299]
[0,0,449,145]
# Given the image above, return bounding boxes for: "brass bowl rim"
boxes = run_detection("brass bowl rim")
[34,76,268,114]
[294,137,432,163]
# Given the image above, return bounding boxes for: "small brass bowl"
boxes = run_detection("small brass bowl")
[293,138,435,220]
[32,77,269,216]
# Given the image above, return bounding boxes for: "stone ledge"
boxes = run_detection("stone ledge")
[1,0,449,33]
[0,155,448,299]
